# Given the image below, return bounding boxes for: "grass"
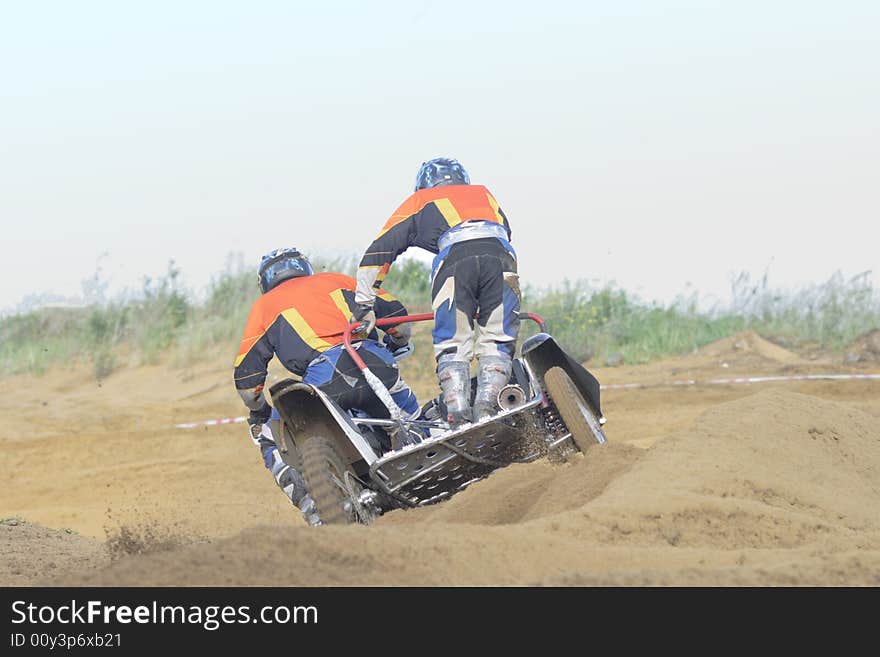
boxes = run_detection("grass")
[729,270,880,350]
[0,261,193,376]
[1,256,878,379]
[518,270,880,365]
[519,282,750,364]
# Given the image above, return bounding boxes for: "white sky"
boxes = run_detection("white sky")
[1,0,878,313]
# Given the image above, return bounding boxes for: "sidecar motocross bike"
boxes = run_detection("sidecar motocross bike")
[268,313,607,525]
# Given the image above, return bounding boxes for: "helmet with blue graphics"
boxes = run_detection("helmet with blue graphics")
[414,158,470,191]
[257,247,314,293]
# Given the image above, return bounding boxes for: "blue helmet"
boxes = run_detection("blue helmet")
[414,158,470,191]
[258,247,314,293]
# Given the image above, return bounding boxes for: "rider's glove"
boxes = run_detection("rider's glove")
[383,326,413,360]
[390,342,415,361]
[248,399,272,428]
[384,325,409,348]
[350,303,377,336]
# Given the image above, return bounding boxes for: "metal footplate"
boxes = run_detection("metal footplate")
[370,399,545,507]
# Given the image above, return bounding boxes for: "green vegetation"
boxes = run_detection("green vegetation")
[520,269,880,365]
[520,283,745,364]
[0,261,194,377]
[1,256,878,379]
[728,270,879,350]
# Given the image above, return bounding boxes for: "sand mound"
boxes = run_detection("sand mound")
[55,390,880,586]
[0,519,108,586]
[846,329,880,364]
[551,390,880,548]
[592,330,840,392]
[698,331,805,365]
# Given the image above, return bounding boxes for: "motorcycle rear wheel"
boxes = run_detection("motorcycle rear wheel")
[300,435,357,525]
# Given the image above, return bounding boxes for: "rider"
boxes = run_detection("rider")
[234,247,420,526]
[352,158,520,427]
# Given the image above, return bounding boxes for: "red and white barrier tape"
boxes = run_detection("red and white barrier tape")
[601,372,880,390]
[174,372,880,429]
[175,416,248,429]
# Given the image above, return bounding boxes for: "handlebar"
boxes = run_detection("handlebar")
[342,311,546,371]
[343,313,434,371]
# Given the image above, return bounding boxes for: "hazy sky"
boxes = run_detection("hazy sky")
[2,0,878,313]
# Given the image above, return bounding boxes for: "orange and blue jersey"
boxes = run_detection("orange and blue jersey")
[355,184,510,304]
[233,272,406,393]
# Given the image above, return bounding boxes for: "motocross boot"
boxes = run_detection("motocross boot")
[386,425,401,451]
[387,424,420,451]
[472,355,513,423]
[278,465,321,526]
[437,360,472,429]
[297,495,322,527]
[419,398,443,422]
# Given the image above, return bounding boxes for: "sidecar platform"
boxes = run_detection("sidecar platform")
[369,396,563,507]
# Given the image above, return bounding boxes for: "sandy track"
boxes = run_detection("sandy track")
[2,333,878,586]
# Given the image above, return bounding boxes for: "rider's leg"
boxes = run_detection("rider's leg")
[472,352,513,422]
[307,343,420,418]
[358,341,420,419]
[473,245,521,422]
[432,249,478,428]
[350,343,420,449]
[253,408,321,526]
[436,355,472,428]
[307,342,421,449]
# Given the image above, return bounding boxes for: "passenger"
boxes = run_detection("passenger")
[352,158,520,427]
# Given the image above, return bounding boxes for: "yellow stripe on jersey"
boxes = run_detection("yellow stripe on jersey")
[486,193,505,225]
[281,308,334,352]
[330,288,353,320]
[234,334,262,367]
[432,198,463,227]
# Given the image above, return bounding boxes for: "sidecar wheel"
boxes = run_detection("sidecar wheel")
[543,366,607,452]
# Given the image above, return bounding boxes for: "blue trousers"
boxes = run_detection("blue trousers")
[270,341,418,420]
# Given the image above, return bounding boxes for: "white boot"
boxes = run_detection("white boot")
[473,355,512,422]
[437,359,472,428]
[297,495,322,527]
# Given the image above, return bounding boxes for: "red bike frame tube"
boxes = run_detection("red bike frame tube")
[342,311,546,370]
[522,312,546,332]
[343,313,435,371]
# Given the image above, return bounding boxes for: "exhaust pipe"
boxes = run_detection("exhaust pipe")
[497,384,525,410]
